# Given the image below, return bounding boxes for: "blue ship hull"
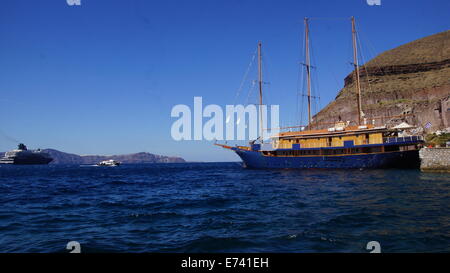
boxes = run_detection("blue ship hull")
[233,148,420,169]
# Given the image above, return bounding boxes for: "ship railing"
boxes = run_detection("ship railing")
[383,135,423,144]
[284,136,423,149]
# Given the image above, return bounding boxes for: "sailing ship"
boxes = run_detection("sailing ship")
[216,17,424,169]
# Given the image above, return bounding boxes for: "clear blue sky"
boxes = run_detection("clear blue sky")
[0,0,448,161]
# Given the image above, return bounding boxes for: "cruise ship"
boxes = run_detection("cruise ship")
[216,17,424,169]
[0,143,53,165]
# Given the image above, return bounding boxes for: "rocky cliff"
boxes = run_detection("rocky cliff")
[313,30,450,132]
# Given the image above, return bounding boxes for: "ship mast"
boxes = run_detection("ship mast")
[258,41,264,142]
[351,16,363,125]
[304,17,312,127]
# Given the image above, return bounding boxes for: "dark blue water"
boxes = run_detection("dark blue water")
[0,163,449,253]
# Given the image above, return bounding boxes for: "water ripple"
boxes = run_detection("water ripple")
[0,163,449,252]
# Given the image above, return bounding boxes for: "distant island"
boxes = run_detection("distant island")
[35,149,185,164]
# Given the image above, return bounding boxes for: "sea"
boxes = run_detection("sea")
[0,163,449,253]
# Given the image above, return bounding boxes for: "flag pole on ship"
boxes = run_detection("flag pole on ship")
[351,16,363,125]
[258,41,264,143]
[304,17,312,128]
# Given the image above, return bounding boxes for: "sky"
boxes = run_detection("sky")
[0,0,448,162]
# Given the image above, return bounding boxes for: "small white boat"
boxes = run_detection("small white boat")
[96,159,121,167]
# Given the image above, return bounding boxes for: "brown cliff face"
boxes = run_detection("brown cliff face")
[313,30,450,132]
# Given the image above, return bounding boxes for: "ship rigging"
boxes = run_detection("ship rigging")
[216,17,424,169]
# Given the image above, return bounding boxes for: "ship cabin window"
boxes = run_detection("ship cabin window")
[323,149,346,155]
[273,149,321,156]
[303,150,320,156]
[370,147,382,153]
[385,145,400,152]
[268,146,390,157]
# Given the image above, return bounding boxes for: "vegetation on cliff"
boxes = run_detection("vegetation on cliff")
[365,30,449,67]
[425,133,450,147]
